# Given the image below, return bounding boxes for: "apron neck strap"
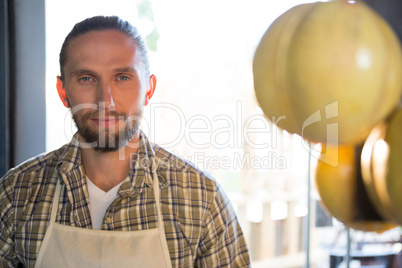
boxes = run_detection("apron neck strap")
[150,161,164,230]
[50,180,62,224]
[51,159,164,229]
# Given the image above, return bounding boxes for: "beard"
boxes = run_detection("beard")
[72,107,143,153]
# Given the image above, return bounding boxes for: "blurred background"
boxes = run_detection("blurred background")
[1,0,401,267]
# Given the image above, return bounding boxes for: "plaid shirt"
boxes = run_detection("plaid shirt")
[0,133,250,267]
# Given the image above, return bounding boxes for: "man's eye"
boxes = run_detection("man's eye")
[80,77,92,82]
[118,76,129,81]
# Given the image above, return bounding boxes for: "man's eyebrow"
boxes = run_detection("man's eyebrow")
[113,67,136,73]
[68,67,137,76]
[69,68,97,77]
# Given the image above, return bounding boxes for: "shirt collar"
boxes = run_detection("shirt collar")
[57,133,82,173]
[57,131,166,197]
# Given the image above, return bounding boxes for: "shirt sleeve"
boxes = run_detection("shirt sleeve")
[0,173,20,267]
[196,183,251,267]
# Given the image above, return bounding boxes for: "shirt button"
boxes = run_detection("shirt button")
[105,217,112,224]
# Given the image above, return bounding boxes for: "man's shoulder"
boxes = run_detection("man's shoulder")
[0,145,67,188]
[152,144,217,188]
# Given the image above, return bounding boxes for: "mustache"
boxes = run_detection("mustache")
[80,110,130,122]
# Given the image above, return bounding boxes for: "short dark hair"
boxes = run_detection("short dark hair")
[59,16,150,80]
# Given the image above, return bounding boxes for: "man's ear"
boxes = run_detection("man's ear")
[56,76,69,108]
[144,74,157,106]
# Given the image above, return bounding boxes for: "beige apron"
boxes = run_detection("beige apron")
[35,167,172,268]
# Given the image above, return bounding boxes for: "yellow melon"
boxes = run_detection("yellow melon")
[253,0,402,144]
[315,145,397,233]
[361,107,402,224]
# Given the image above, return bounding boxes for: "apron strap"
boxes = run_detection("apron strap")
[152,165,164,232]
[151,162,172,268]
[35,180,62,267]
[50,180,62,224]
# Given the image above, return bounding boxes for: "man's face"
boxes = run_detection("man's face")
[57,30,155,152]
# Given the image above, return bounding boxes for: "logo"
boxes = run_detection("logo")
[302,101,339,167]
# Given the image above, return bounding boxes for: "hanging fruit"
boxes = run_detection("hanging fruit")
[253,0,402,145]
[314,145,397,233]
[361,107,402,224]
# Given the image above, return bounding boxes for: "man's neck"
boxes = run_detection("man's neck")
[80,134,141,192]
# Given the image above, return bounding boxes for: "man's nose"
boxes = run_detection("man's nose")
[97,81,115,110]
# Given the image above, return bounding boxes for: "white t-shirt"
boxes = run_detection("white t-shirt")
[86,177,124,230]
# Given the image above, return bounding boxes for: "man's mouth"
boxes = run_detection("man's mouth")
[91,116,121,128]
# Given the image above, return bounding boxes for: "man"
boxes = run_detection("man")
[0,16,251,267]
